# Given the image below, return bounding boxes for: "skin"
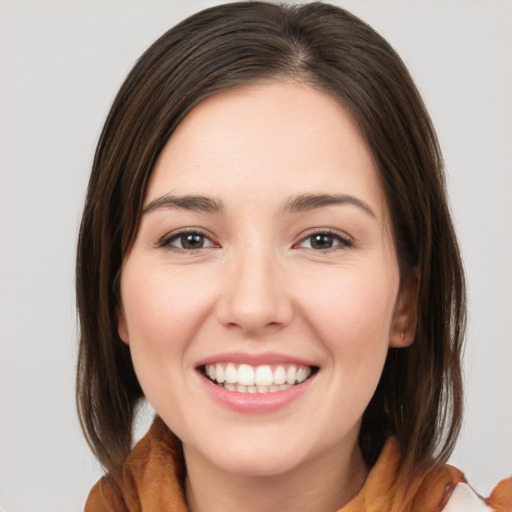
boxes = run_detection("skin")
[117,81,417,512]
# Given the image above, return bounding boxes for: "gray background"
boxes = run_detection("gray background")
[1,1,511,510]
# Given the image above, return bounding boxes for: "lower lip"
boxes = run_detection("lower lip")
[200,373,316,413]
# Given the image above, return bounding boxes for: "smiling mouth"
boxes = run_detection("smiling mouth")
[201,363,318,394]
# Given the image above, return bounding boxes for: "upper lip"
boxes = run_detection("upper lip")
[195,351,318,368]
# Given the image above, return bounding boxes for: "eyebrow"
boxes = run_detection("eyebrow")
[282,193,376,218]
[143,194,225,214]
[143,192,376,218]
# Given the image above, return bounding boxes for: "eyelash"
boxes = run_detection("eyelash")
[157,229,217,253]
[295,229,353,251]
[157,228,353,253]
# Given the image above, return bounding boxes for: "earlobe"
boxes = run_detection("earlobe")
[116,306,130,345]
[389,267,420,348]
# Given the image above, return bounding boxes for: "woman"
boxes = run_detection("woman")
[76,2,512,511]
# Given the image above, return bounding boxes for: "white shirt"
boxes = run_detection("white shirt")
[442,483,493,512]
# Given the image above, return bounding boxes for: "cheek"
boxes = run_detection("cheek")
[119,262,219,413]
[289,265,400,443]
[297,265,399,356]
[121,263,217,349]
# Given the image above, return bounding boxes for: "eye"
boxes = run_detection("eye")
[296,230,352,251]
[159,230,216,251]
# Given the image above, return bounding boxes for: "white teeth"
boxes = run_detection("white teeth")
[207,365,216,380]
[237,364,255,386]
[255,365,273,386]
[273,366,287,385]
[286,365,296,384]
[225,363,237,384]
[219,383,294,394]
[204,363,314,392]
[215,363,225,383]
[296,366,311,383]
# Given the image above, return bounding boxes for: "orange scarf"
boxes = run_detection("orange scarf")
[85,418,512,512]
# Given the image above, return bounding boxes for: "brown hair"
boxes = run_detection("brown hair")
[76,1,465,480]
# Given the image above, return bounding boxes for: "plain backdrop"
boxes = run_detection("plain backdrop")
[0,1,511,510]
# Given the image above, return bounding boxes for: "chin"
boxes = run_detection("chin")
[215,450,307,478]
[185,430,313,478]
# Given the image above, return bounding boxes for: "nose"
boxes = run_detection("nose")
[215,245,293,336]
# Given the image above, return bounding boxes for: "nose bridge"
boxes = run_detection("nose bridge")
[217,237,292,333]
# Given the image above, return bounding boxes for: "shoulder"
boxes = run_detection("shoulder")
[85,474,128,512]
[84,417,186,512]
[441,478,512,512]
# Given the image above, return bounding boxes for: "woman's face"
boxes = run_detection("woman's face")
[117,81,414,478]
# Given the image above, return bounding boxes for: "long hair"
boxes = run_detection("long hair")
[76,1,465,480]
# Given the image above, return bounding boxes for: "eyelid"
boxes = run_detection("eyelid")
[155,227,352,253]
[156,228,219,252]
[294,228,353,250]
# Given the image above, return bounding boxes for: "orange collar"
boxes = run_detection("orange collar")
[85,418,486,512]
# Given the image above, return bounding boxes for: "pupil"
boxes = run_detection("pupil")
[182,234,203,249]
[311,234,333,249]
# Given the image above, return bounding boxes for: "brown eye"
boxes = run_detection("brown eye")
[310,234,335,249]
[161,231,216,251]
[179,233,207,249]
[297,231,352,251]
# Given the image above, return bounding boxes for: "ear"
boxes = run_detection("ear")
[116,305,130,345]
[389,267,420,348]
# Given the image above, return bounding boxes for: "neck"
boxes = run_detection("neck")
[184,439,368,512]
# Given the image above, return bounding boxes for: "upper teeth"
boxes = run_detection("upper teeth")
[205,363,312,390]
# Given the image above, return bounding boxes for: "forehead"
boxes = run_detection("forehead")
[146,81,385,216]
